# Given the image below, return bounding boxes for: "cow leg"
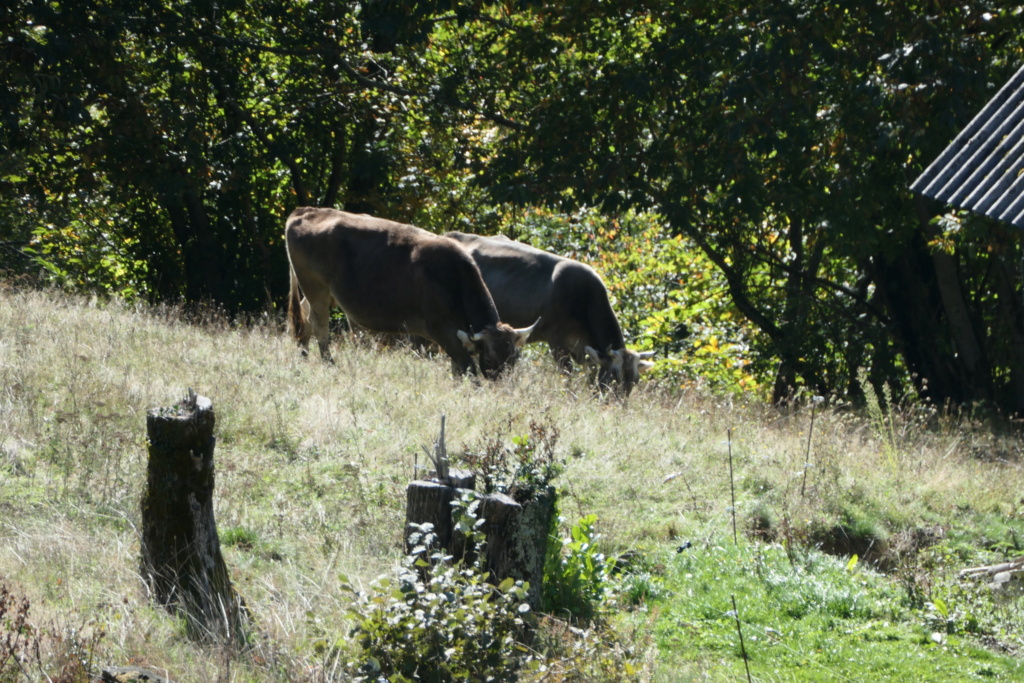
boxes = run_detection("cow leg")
[305,296,333,361]
[295,297,314,355]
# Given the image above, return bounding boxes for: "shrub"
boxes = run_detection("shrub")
[542,514,612,620]
[343,524,532,682]
[0,582,103,683]
[460,417,564,501]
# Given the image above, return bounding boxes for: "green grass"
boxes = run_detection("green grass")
[648,542,1023,681]
[1,287,1022,681]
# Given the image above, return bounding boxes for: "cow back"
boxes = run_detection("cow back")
[287,209,506,364]
[446,231,627,356]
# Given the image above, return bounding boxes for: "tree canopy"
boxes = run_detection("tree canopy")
[3,0,1023,411]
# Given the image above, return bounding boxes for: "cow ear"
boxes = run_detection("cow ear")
[584,346,601,365]
[639,360,655,373]
[457,330,477,352]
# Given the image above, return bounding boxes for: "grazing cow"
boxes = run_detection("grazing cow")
[445,231,655,394]
[285,208,536,378]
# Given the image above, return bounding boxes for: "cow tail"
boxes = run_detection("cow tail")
[288,262,305,342]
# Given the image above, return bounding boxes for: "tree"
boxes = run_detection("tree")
[432,0,1024,410]
[0,0,489,310]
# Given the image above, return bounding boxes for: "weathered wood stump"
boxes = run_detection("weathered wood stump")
[404,468,476,558]
[405,476,554,610]
[485,486,556,610]
[405,416,556,609]
[140,391,247,646]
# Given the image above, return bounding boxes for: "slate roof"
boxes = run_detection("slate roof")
[911,64,1024,229]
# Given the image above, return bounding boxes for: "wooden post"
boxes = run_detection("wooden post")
[140,390,247,646]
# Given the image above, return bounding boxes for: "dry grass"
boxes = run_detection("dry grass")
[1,287,1022,680]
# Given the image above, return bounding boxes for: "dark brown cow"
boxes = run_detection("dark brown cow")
[445,231,654,393]
[286,208,536,378]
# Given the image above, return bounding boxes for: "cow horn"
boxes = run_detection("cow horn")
[637,350,656,359]
[513,317,541,347]
[457,330,477,352]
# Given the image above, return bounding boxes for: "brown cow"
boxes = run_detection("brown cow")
[445,231,654,394]
[286,208,536,378]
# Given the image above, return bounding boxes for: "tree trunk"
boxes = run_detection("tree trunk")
[870,234,970,405]
[991,256,1024,413]
[405,480,460,557]
[140,392,247,647]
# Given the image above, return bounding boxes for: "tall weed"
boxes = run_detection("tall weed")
[859,367,902,474]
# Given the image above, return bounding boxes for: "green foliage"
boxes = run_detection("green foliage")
[220,525,260,551]
[461,417,565,499]
[504,206,765,394]
[618,570,663,607]
[459,0,1024,410]
[24,218,148,301]
[342,523,531,682]
[542,514,612,620]
[859,367,904,473]
[655,542,1024,680]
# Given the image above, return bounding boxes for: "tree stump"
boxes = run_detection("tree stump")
[481,487,556,610]
[404,468,476,557]
[140,391,247,646]
[405,477,555,610]
[405,416,556,610]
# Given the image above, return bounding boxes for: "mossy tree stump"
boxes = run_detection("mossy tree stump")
[483,486,556,611]
[140,391,247,646]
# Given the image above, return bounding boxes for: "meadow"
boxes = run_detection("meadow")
[1,286,1022,681]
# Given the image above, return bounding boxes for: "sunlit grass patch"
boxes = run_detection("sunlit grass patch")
[651,541,1024,681]
[2,288,1023,680]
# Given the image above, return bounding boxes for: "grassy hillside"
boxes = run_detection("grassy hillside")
[1,287,1022,681]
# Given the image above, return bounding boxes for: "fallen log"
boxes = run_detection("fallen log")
[958,557,1024,595]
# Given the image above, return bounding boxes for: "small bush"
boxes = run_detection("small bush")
[543,514,612,620]
[461,417,564,500]
[521,615,650,682]
[0,582,103,683]
[343,524,532,682]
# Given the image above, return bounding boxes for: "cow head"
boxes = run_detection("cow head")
[585,346,655,394]
[458,319,539,379]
